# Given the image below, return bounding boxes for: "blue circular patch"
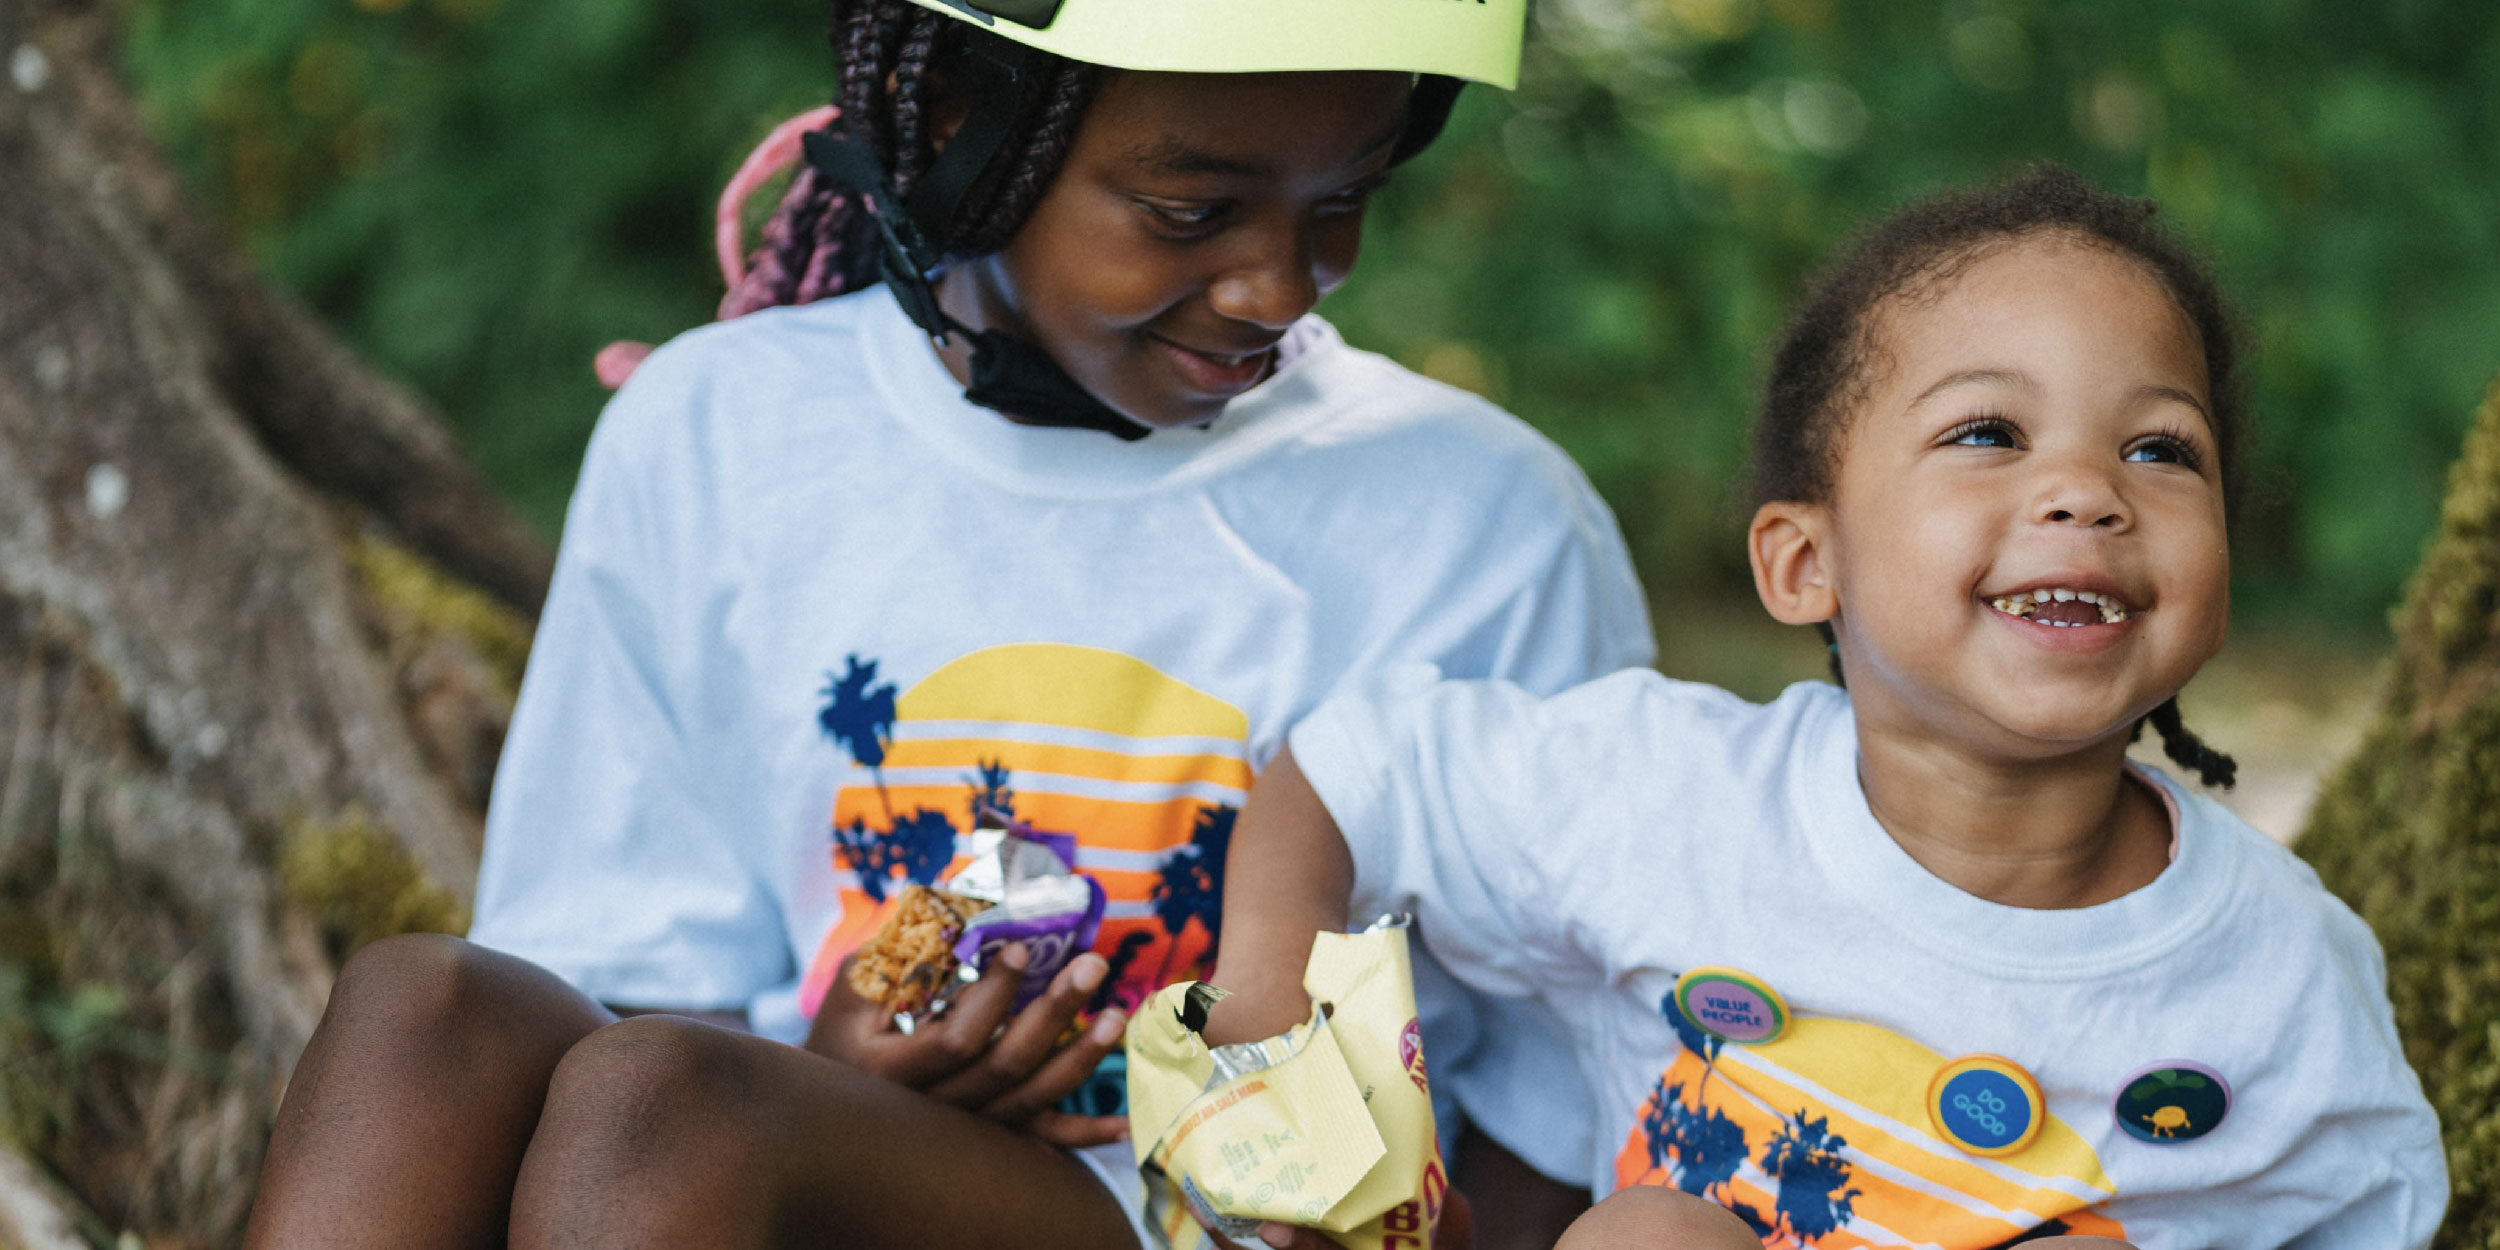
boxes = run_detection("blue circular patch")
[1928,1056,2043,1156]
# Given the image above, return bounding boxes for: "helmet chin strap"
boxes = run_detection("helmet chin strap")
[803,41,1155,442]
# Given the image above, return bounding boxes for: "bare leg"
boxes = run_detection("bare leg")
[244,935,616,1250]
[507,1014,1135,1250]
[1554,1188,1759,1250]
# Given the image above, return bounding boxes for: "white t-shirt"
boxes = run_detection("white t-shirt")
[468,286,1652,1171]
[1296,670,2448,1249]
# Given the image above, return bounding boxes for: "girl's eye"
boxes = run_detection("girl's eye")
[2125,433,2205,470]
[1942,417,2021,449]
[1137,200,1229,234]
[1318,176,1390,217]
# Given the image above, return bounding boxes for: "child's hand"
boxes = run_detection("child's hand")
[805,943,1130,1149]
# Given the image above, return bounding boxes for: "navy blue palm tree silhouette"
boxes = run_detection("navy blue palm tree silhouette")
[968,759,1016,826]
[820,656,900,820]
[1664,990,1729,1099]
[1150,803,1234,984]
[820,655,962,897]
[1760,1112,1861,1246]
[1641,1078,1750,1198]
[831,806,961,903]
[1639,988,1771,1235]
[830,817,891,901]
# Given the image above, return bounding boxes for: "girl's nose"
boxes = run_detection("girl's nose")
[1206,223,1324,331]
[2035,460,2131,531]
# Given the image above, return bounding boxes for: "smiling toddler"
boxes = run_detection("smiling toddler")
[1207,165,2447,1249]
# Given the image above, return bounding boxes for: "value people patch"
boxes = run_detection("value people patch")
[1672,966,1789,1045]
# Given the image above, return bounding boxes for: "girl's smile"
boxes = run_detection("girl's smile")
[1984,578,2142,655]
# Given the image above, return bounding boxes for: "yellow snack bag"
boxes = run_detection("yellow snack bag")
[1126,919,1450,1250]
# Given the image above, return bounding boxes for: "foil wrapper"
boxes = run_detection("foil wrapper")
[1126,916,1446,1250]
[897,821,1105,1027]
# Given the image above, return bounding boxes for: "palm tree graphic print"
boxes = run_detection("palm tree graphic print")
[797,644,1253,1020]
[1617,986,2128,1247]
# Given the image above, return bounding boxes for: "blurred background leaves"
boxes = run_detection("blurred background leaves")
[124,0,2500,638]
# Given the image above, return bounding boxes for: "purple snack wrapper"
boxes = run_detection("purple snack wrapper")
[977,806,1080,874]
[952,875,1107,1012]
[933,815,1106,1015]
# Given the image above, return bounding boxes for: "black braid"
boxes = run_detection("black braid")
[888,10,948,202]
[2139,697,2238,790]
[722,0,1100,314]
[955,58,1101,255]
[727,0,1458,320]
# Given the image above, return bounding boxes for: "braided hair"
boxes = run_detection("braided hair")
[719,0,1102,319]
[1753,163,2242,789]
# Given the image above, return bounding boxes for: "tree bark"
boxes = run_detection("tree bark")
[0,0,541,1243]
[2303,376,2500,1250]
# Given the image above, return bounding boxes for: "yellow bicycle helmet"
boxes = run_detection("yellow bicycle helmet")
[900,0,1527,89]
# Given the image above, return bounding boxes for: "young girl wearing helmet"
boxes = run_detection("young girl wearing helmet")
[243,2,1649,1247]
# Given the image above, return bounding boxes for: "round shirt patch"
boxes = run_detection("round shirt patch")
[1673,966,1789,1045]
[1928,1054,2045,1156]
[2113,1061,2230,1143]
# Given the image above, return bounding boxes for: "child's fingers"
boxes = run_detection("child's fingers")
[974,1003,1126,1125]
[925,951,1108,1108]
[1020,1109,1130,1149]
[802,960,910,1068]
[872,943,1030,1090]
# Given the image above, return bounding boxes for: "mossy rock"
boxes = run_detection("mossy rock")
[2304,376,2500,1249]
[346,531,533,700]
[279,810,469,962]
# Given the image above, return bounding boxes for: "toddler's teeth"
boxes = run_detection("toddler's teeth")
[2051,588,2076,602]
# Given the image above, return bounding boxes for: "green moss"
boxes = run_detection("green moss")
[277,810,468,959]
[2304,377,2500,1249]
[345,533,533,698]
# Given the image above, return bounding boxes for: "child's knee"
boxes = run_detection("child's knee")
[515,1017,797,1234]
[328,933,513,1038]
[536,1015,781,1165]
[1555,1187,1759,1250]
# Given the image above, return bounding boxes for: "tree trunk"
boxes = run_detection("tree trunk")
[2303,376,2500,1250]
[0,0,541,1243]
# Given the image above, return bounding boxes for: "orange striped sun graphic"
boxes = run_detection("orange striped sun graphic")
[1613,995,2127,1248]
[798,643,1249,1020]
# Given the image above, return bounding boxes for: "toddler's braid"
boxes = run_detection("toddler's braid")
[2144,697,2238,790]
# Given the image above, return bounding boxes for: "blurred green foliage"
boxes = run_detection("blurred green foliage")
[125,0,2500,630]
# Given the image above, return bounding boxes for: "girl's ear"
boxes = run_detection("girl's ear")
[1750,501,1839,625]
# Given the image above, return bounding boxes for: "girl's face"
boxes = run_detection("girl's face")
[937,69,1412,430]
[1759,235,2231,763]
